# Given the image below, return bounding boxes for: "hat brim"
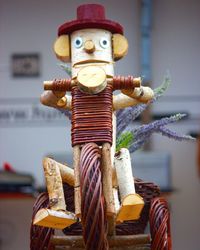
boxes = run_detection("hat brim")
[58,19,123,36]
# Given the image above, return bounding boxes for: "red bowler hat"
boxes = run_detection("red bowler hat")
[58,4,123,36]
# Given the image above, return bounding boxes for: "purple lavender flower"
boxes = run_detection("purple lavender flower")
[128,113,194,152]
[132,114,186,139]
[116,106,144,135]
[129,138,147,153]
[157,126,195,141]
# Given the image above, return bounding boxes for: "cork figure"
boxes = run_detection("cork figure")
[33,4,154,249]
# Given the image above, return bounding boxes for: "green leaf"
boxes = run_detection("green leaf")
[153,74,171,99]
[58,63,72,77]
[116,131,134,152]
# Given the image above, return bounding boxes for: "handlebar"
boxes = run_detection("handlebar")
[43,76,141,91]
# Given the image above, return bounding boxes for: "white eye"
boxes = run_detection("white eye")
[74,37,83,48]
[99,37,109,48]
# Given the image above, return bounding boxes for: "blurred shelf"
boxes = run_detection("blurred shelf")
[0,192,34,199]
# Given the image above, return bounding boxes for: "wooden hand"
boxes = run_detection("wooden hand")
[40,90,72,110]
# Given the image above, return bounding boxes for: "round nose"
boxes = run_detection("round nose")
[84,40,95,54]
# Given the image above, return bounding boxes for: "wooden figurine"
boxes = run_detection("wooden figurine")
[34,3,154,247]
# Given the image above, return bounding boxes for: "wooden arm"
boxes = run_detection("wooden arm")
[113,93,142,110]
[113,86,154,110]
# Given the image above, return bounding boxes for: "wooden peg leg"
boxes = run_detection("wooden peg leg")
[73,145,81,217]
[102,142,116,235]
[114,149,144,223]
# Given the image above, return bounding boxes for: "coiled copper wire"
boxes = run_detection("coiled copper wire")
[80,143,108,250]
[149,197,172,250]
[112,75,139,90]
[51,79,72,91]
[47,76,140,147]
[71,85,113,147]
[47,75,140,92]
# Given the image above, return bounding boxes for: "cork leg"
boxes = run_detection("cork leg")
[33,158,76,229]
[43,158,66,211]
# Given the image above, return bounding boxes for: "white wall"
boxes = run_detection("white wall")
[152,1,200,249]
[0,0,200,250]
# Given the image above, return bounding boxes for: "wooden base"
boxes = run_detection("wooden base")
[116,194,144,223]
[51,234,150,248]
[54,247,150,250]
[33,208,77,229]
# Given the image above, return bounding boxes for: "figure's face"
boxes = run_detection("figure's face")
[71,29,114,78]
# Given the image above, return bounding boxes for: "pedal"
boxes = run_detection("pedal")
[33,208,77,229]
[116,193,144,223]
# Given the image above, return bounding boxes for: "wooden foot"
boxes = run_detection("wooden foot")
[116,194,144,223]
[33,208,77,229]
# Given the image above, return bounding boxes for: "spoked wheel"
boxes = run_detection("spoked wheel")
[80,143,109,250]
[149,197,172,250]
[30,192,55,250]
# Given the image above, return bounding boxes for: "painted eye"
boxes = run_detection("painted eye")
[74,37,83,48]
[99,37,109,48]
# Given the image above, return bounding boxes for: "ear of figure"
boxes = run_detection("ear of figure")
[53,35,70,62]
[112,34,129,61]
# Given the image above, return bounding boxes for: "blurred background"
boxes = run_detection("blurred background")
[0,0,199,249]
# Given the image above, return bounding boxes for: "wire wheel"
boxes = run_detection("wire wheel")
[80,143,109,250]
[150,197,172,250]
[30,192,55,250]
